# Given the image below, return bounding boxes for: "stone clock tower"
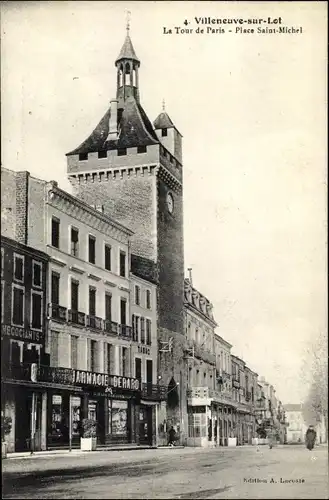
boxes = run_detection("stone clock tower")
[66,28,187,441]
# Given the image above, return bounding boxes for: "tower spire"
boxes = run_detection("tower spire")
[126,9,131,35]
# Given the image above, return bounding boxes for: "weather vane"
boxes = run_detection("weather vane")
[162,99,166,112]
[126,10,131,34]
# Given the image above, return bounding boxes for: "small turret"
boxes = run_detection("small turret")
[154,100,182,164]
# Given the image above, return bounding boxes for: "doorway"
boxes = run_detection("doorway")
[139,405,152,445]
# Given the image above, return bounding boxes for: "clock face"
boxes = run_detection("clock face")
[166,192,174,213]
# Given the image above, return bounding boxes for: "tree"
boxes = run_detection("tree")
[301,332,328,437]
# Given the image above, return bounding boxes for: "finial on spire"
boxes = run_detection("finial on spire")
[162,99,166,112]
[126,10,131,34]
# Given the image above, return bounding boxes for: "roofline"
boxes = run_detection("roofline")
[214,333,232,349]
[184,301,218,328]
[49,184,134,237]
[1,235,50,262]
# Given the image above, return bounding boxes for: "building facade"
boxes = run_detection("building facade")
[184,276,217,447]
[1,236,49,452]
[1,168,165,448]
[65,29,188,442]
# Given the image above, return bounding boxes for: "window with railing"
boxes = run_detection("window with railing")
[146,289,151,309]
[146,319,151,345]
[88,235,96,264]
[140,317,145,344]
[51,218,60,248]
[119,251,126,277]
[71,227,79,257]
[104,244,111,271]
[135,285,140,305]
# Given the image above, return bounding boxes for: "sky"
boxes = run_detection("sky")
[1,1,327,404]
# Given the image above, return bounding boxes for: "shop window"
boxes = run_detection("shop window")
[50,394,66,440]
[108,400,128,436]
[13,254,24,282]
[12,285,24,326]
[31,291,43,330]
[32,261,42,288]
[88,400,97,421]
[71,396,81,437]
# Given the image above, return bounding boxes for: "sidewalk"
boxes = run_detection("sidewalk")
[6,444,185,460]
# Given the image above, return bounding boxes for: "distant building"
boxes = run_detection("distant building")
[183,273,217,447]
[285,403,326,445]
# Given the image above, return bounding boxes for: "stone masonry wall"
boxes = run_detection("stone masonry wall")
[70,173,157,261]
[27,176,47,252]
[1,167,17,240]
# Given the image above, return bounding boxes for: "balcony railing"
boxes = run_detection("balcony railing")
[68,309,86,327]
[104,320,119,335]
[119,325,132,339]
[87,315,103,331]
[48,304,131,339]
[2,362,33,381]
[49,304,68,322]
[141,383,167,401]
[185,340,216,366]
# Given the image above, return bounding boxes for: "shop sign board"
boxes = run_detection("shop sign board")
[1,324,44,343]
[34,365,140,392]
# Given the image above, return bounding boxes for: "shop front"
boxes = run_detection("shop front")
[40,367,141,449]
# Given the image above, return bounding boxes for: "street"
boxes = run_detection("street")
[2,445,328,499]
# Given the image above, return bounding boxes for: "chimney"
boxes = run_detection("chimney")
[187,267,193,286]
[107,99,118,141]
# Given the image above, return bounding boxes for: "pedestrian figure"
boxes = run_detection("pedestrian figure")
[305,425,317,451]
[168,426,176,447]
[268,429,276,449]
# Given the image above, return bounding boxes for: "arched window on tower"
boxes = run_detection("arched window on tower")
[119,65,124,87]
[125,63,131,85]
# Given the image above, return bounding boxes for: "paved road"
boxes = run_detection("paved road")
[2,445,328,499]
